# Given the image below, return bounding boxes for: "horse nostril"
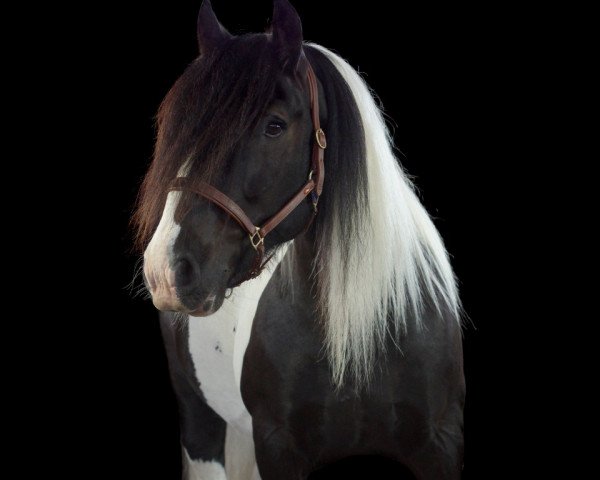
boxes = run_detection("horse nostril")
[174,257,196,288]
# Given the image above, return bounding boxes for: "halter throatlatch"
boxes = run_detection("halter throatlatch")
[169,62,326,280]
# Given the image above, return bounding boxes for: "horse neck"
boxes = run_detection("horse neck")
[279,229,318,295]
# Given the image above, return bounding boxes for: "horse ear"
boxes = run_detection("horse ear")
[197,0,232,56]
[272,0,304,71]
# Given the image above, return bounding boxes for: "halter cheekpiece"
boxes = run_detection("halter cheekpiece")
[169,62,326,280]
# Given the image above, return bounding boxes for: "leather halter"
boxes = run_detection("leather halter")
[169,62,326,280]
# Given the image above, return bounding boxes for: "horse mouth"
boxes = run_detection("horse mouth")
[186,290,226,317]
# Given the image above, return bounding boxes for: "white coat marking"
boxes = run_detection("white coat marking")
[143,191,181,310]
[186,248,287,480]
[225,424,260,480]
[183,448,226,480]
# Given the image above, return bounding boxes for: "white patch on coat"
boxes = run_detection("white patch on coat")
[183,448,226,480]
[187,245,289,434]
[143,191,181,310]
[225,424,261,480]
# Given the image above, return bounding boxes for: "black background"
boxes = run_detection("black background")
[68,0,531,478]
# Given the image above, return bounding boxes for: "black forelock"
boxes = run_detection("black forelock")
[135,33,288,249]
[158,33,284,184]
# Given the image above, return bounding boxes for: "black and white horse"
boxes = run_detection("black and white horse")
[135,1,464,478]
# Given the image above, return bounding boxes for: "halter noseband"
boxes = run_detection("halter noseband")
[169,62,326,280]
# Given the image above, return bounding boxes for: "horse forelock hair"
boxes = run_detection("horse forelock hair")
[302,44,460,389]
[133,34,282,252]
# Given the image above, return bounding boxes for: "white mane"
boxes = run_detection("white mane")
[308,44,460,388]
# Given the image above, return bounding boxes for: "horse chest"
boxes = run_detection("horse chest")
[188,311,249,431]
[186,267,277,434]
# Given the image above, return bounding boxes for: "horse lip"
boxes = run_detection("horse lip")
[186,292,225,317]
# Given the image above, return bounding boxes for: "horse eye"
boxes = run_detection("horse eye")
[264,122,285,138]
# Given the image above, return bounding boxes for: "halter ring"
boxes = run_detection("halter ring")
[249,227,264,250]
[315,129,327,149]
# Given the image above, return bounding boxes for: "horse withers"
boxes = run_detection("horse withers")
[134,1,465,478]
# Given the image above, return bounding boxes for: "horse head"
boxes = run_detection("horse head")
[138,0,324,316]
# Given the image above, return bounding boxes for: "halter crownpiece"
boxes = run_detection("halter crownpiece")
[169,61,326,280]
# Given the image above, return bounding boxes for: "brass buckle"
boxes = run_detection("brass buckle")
[315,128,327,149]
[249,227,264,250]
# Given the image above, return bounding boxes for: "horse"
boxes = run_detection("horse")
[134,1,465,478]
